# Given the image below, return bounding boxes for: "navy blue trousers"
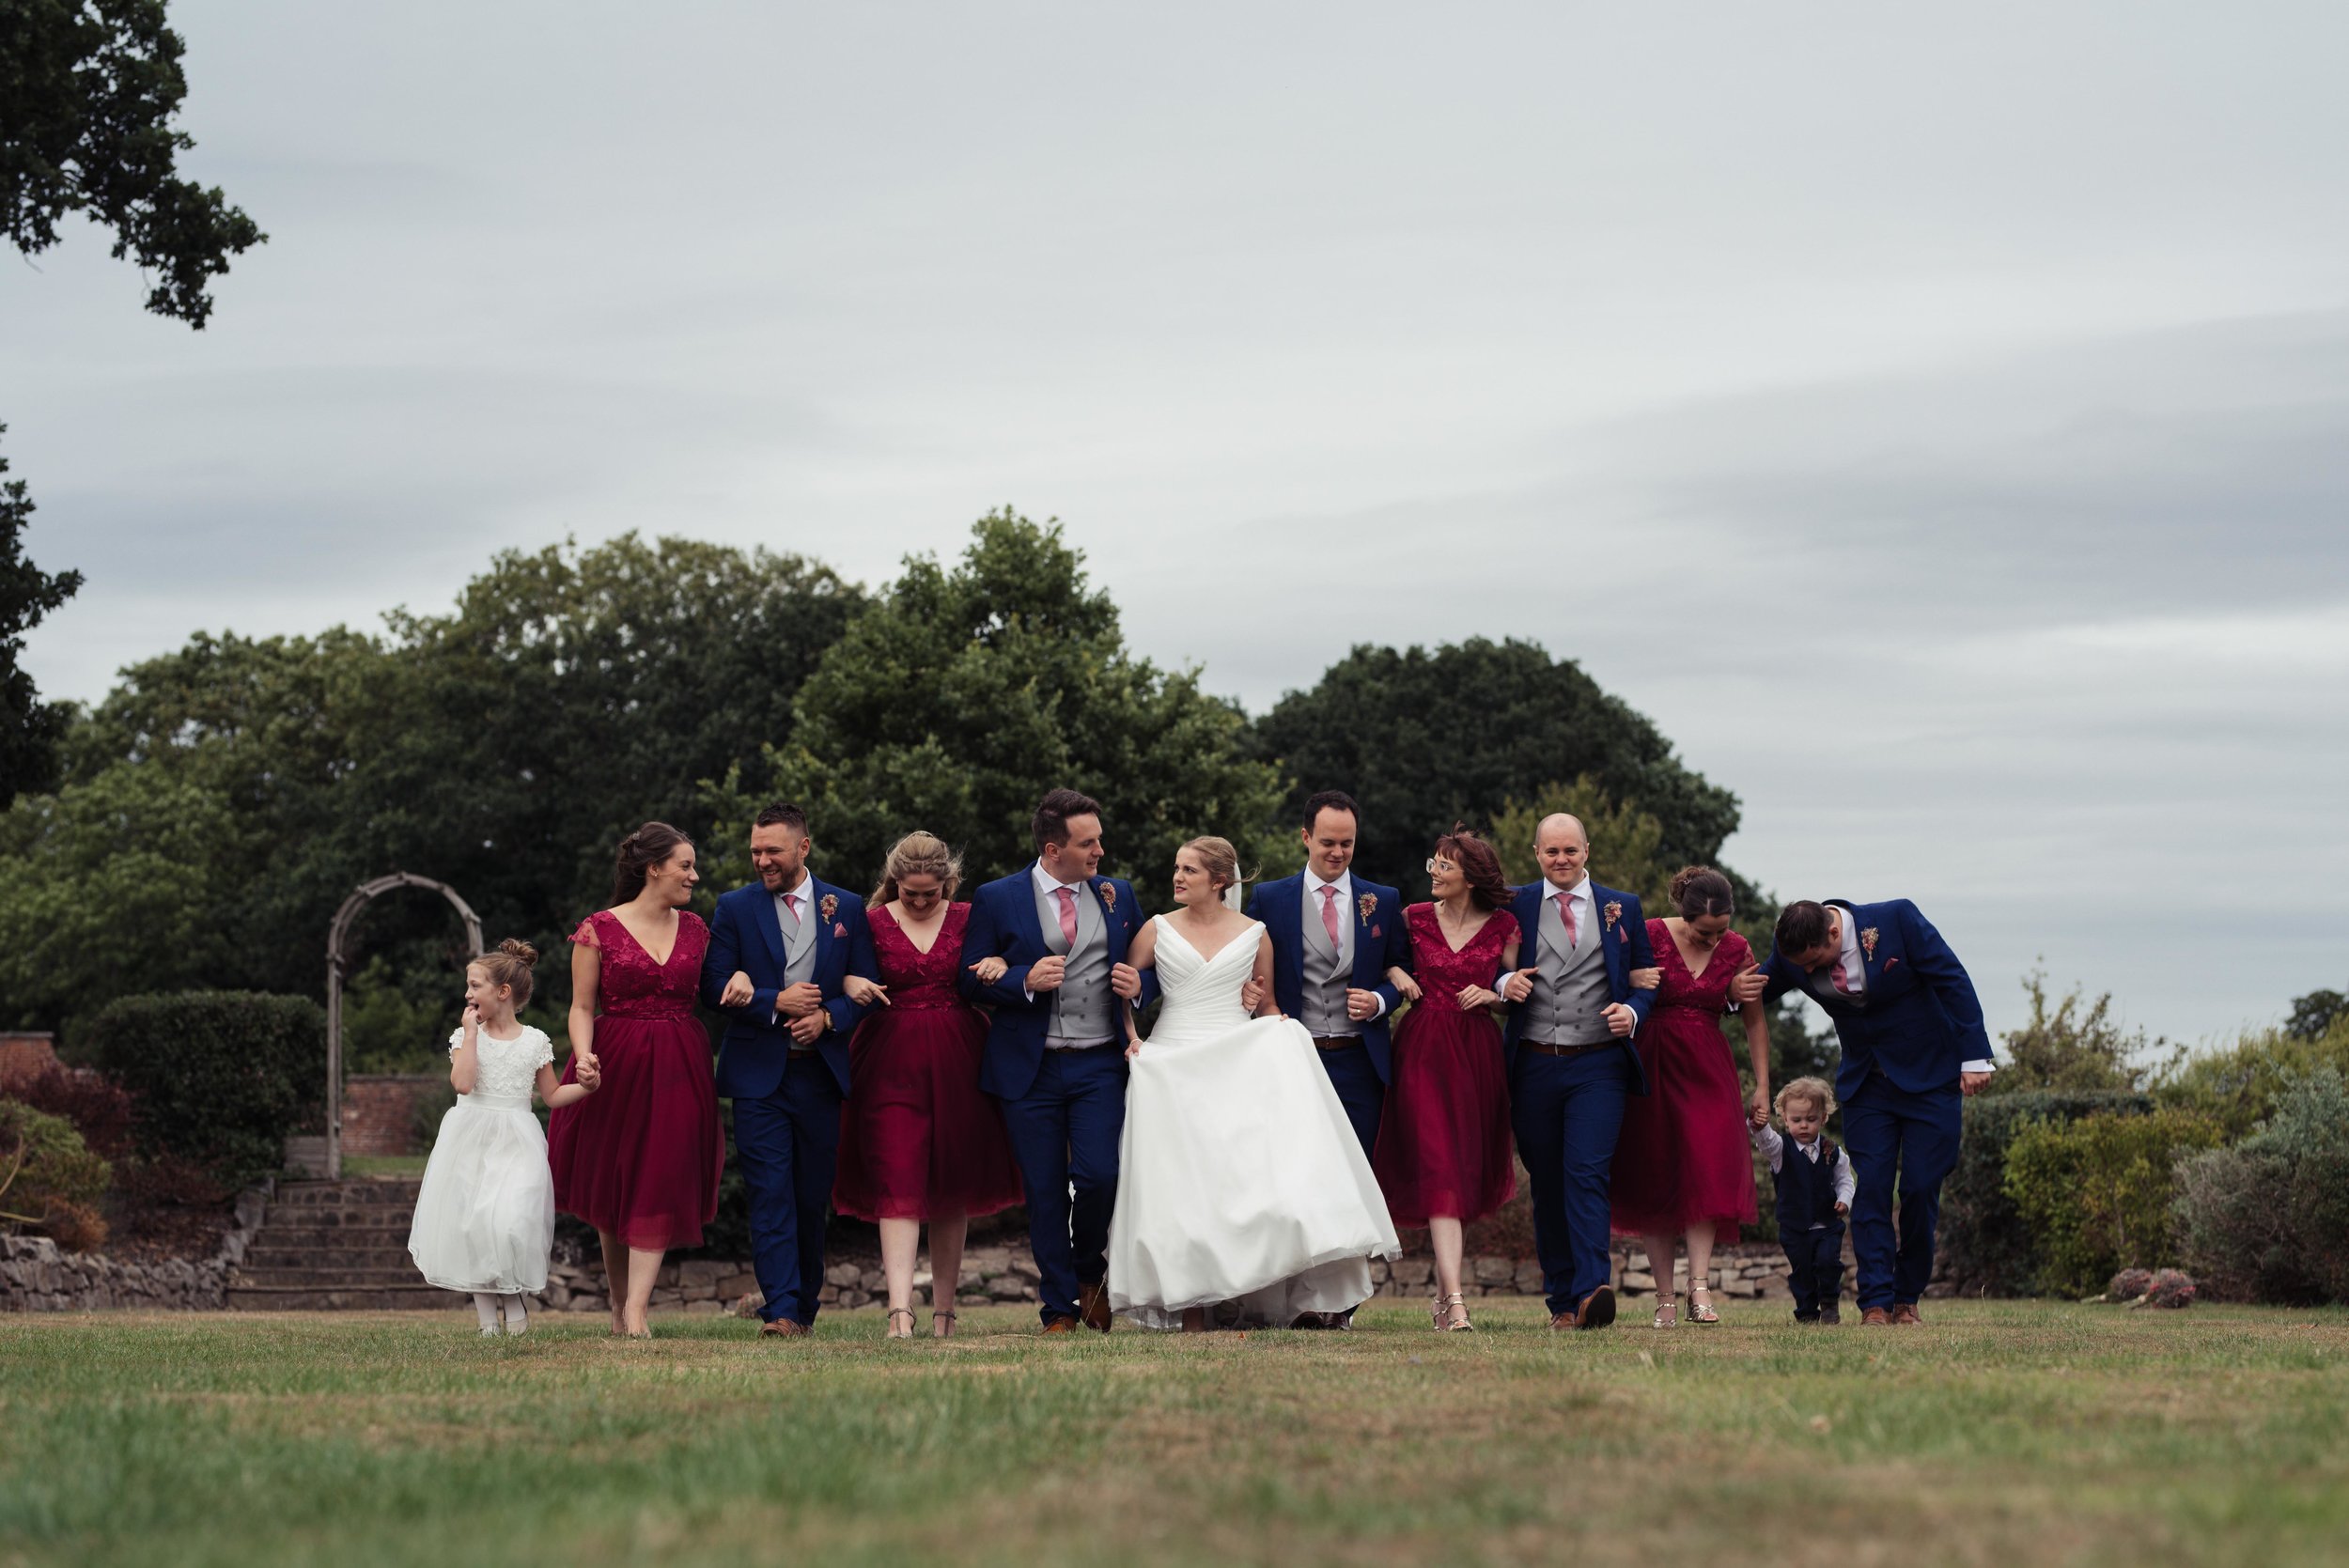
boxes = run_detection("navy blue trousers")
[1511,1048,1632,1316]
[732,1053,844,1327]
[995,1045,1128,1324]
[1841,1075,1962,1311]
[1313,1039,1386,1160]
[1781,1224,1846,1319]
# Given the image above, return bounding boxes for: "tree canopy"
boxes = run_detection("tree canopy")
[0,431,84,805]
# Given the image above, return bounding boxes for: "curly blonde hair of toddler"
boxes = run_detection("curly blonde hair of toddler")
[1774,1077,1836,1121]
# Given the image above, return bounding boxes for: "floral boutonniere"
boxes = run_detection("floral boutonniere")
[819,893,839,924]
[1859,926,1879,961]
[1097,880,1118,913]
[1357,893,1377,925]
[1603,900,1623,932]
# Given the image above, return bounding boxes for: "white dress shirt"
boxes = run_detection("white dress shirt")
[1303,867,1385,1020]
[1752,1124,1859,1221]
[1831,906,1994,1078]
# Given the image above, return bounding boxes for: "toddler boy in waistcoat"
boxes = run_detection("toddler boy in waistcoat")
[1751,1077,1855,1324]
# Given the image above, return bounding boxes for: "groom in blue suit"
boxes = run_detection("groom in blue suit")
[701,801,876,1338]
[959,788,1157,1333]
[1499,813,1658,1330]
[1758,898,1993,1325]
[1246,790,1410,1161]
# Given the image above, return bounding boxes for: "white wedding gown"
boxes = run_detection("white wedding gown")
[1107,916,1401,1327]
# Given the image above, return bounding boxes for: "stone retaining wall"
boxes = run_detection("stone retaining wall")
[1,1181,274,1312]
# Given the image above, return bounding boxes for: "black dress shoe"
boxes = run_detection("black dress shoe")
[1288,1312,1330,1329]
[1819,1305,1842,1326]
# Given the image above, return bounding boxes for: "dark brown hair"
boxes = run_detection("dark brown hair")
[1033,788,1102,853]
[470,938,540,1007]
[613,821,693,904]
[1301,789,1361,832]
[1671,865,1735,922]
[754,801,809,834]
[1775,900,1832,954]
[1433,823,1511,912]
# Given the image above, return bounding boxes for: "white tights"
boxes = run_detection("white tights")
[471,1293,528,1333]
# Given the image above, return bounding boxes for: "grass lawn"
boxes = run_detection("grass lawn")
[4,1299,2346,1567]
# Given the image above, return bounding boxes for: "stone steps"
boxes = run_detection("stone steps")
[229,1177,439,1310]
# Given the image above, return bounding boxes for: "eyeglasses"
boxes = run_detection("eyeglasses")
[1424,858,1457,875]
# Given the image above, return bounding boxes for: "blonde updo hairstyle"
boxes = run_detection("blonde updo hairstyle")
[1180,835,1245,900]
[470,938,540,1007]
[871,830,963,908]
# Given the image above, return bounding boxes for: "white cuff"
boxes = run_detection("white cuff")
[1962,1058,1995,1075]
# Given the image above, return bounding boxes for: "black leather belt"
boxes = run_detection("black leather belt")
[1311,1036,1363,1051]
[1518,1040,1615,1057]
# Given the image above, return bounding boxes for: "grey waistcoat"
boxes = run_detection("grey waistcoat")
[778,891,819,1048]
[1034,877,1114,1046]
[1519,890,1615,1047]
[1299,882,1359,1039]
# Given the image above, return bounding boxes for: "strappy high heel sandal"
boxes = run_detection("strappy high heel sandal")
[885,1307,917,1340]
[1653,1294,1678,1329]
[931,1310,957,1340]
[1688,1286,1720,1325]
[1431,1292,1473,1331]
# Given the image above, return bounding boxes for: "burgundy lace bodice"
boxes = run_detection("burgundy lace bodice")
[1648,920,1752,1018]
[572,908,708,1020]
[1404,903,1514,1007]
[869,904,972,1012]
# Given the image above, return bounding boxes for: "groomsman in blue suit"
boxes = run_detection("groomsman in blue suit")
[959,788,1156,1334]
[1499,814,1658,1331]
[1758,899,1993,1325]
[1247,789,1411,1328]
[701,802,876,1339]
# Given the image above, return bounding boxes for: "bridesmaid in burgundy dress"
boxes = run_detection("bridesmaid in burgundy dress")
[1610,866,1772,1327]
[549,822,725,1339]
[1373,827,1520,1332]
[833,831,1023,1339]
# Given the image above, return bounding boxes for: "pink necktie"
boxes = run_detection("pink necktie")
[1557,892,1578,947]
[781,893,801,931]
[1055,886,1079,946]
[1319,885,1344,947]
[1831,961,1851,995]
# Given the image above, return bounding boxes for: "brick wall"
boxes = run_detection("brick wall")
[340,1074,448,1157]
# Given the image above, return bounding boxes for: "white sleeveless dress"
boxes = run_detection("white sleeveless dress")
[1107,916,1401,1327]
[407,1026,557,1294]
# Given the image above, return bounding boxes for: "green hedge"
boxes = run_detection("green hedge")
[85,991,323,1186]
[2175,1068,2349,1304]
[2003,1108,2224,1296]
[1937,1089,2150,1296]
[0,1099,113,1250]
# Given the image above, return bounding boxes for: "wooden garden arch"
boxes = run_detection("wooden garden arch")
[323,873,483,1178]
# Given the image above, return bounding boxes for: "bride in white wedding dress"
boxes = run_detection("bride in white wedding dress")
[1106,836,1401,1329]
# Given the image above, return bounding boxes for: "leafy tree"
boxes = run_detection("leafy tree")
[3,0,264,326]
[2285,987,2348,1041]
[717,511,1288,899]
[1250,637,1744,902]
[0,430,84,805]
[1987,971,2174,1094]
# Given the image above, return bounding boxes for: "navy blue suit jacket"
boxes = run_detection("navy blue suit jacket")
[1499,880,1657,1095]
[1758,898,1990,1102]
[1245,873,1410,1085]
[700,877,876,1099]
[958,869,1156,1102]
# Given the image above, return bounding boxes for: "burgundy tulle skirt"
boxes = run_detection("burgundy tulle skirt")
[833,1003,1023,1222]
[1610,1002,1758,1244]
[548,1012,723,1252]
[1373,1005,1517,1227]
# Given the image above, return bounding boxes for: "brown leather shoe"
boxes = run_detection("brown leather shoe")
[1890,1303,1922,1326]
[758,1318,810,1339]
[1077,1281,1114,1333]
[1860,1307,1892,1327]
[1038,1316,1080,1335]
[1548,1312,1576,1332]
[1573,1286,1616,1330]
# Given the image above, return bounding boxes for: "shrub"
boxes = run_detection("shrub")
[3,1063,134,1160]
[1937,1089,2150,1296]
[2003,1107,2224,1296]
[1985,973,2171,1094]
[2174,1068,2349,1304]
[84,992,324,1186]
[0,1100,113,1251]
[2155,1019,2349,1140]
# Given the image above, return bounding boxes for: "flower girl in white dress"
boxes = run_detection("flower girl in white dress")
[408,939,600,1334]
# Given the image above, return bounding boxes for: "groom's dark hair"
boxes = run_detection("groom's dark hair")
[1301,790,1360,831]
[754,801,809,835]
[1776,901,1833,955]
[1033,788,1102,851]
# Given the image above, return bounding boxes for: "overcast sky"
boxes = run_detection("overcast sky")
[8,3,2346,1047]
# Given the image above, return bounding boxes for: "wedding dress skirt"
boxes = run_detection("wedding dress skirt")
[1108,917,1401,1327]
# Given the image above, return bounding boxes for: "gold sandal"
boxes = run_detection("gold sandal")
[885,1307,917,1340]
[1688,1286,1719,1325]
[1432,1292,1473,1332]
[1653,1294,1678,1329]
